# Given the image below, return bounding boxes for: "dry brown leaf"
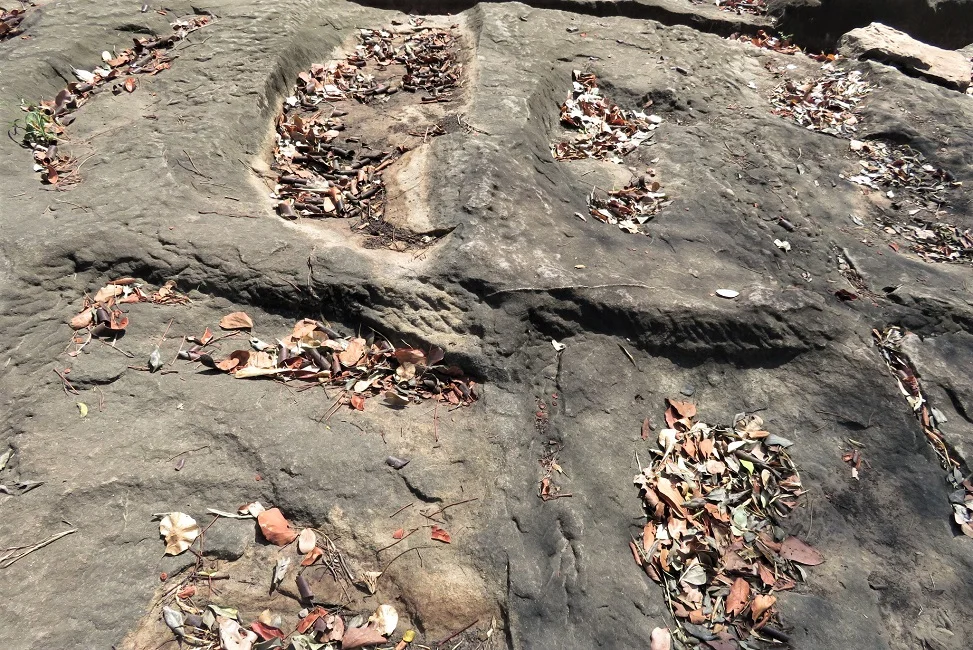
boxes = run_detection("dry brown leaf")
[350,394,365,411]
[219,311,254,330]
[339,337,366,366]
[666,399,696,419]
[123,77,137,92]
[93,284,124,303]
[758,562,776,586]
[301,546,324,566]
[780,536,824,565]
[726,577,750,616]
[430,525,451,543]
[70,309,93,329]
[257,508,298,546]
[393,348,426,364]
[751,593,776,621]
[296,607,327,634]
[655,477,688,517]
[159,512,199,555]
[341,623,387,649]
[291,319,320,340]
[217,350,250,372]
[642,523,654,552]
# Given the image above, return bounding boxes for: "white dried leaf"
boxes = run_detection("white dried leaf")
[218,616,257,650]
[369,604,398,636]
[238,501,265,517]
[650,627,672,650]
[297,528,317,554]
[272,556,291,589]
[159,512,200,555]
[73,68,96,83]
[360,570,382,594]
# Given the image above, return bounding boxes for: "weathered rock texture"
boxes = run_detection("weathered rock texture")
[0,1,971,650]
[839,22,973,91]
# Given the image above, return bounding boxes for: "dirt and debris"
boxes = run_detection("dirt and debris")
[872,327,973,537]
[153,503,421,650]
[272,21,461,251]
[0,4,26,41]
[844,140,970,264]
[770,64,872,137]
[633,400,818,648]
[728,31,801,55]
[66,279,190,356]
[179,315,478,414]
[553,70,661,162]
[715,0,767,16]
[841,440,866,480]
[15,15,211,186]
[587,175,671,235]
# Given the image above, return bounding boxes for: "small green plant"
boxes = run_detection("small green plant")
[11,100,58,147]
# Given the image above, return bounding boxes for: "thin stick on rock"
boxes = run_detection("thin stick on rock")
[0,529,77,569]
[486,283,657,298]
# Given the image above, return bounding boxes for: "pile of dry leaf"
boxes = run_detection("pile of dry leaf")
[272,22,460,228]
[632,400,821,648]
[180,313,478,413]
[553,71,672,234]
[0,5,26,40]
[844,140,970,264]
[157,505,416,650]
[872,328,973,538]
[587,175,671,234]
[23,14,211,186]
[770,64,871,137]
[553,70,662,162]
[717,0,768,15]
[728,31,800,55]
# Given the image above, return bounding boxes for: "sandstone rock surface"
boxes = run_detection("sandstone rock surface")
[839,22,973,91]
[0,1,971,650]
